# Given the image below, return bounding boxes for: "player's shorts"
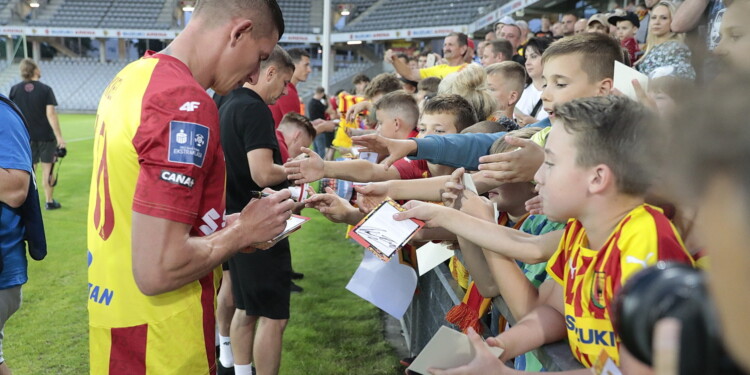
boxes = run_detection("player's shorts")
[31,141,56,164]
[228,239,291,320]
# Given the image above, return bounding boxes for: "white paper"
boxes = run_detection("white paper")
[272,215,308,241]
[346,249,418,319]
[353,203,420,258]
[287,184,309,202]
[462,173,478,194]
[407,326,504,374]
[493,202,499,223]
[416,242,455,276]
[614,61,649,101]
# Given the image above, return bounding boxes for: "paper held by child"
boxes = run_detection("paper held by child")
[613,61,649,101]
[462,172,478,195]
[407,326,504,375]
[416,242,455,276]
[349,198,425,261]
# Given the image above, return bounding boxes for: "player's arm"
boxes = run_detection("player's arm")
[46,105,65,148]
[132,190,294,296]
[247,148,289,188]
[396,202,562,264]
[0,168,29,208]
[385,49,421,82]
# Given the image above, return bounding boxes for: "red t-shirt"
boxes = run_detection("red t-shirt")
[621,37,641,66]
[275,130,289,162]
[393,157,431,180]
[269,82,300,128]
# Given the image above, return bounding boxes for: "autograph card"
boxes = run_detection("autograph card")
[462,173,478,194]
[349,198,425,261]
[407,326,504,375]
[251,215,310,247]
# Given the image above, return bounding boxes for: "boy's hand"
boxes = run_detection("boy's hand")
[284,147,324,184]
[354,183,389,214]
[346,101,371,122]
[525,195,543,215]
[305,187,361,224]
[351,134,417,169]
[611,79,657,112]
[428,328,507,375]
[478,136,544,184]
[442,168,467,210]
[393,200,447,228]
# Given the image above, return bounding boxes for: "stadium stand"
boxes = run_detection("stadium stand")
[0,58,128,112]
[343,0,497,31]
[278,0,312,34]
[28,0,172,29]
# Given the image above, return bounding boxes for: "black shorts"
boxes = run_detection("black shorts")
[228,238,292,320]
[31,141,56,164]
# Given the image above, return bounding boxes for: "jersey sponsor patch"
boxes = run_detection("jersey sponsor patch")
[168,121,209,167]
[160,169,195,188]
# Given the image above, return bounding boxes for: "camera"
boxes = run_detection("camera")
[55,146,67,158]
[613,262,743,374]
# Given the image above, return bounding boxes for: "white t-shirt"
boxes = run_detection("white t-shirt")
[516,84,548,122]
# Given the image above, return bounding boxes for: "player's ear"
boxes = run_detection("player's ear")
[266,65,276,82]
[230,19,254,47]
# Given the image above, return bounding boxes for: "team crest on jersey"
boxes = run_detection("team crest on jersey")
[168,121,209,167]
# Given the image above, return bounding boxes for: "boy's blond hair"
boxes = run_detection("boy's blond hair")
[19,58,38,81]
[364,73,402,100]
[489,127,542,154]
[461,120,508,134]
[554,95,658,195]
[485,61,527,98]
[374,90,419,128]
[437,64,497,121]
[542,33,623,83]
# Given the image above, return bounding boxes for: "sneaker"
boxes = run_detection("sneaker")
[291,271,304,280]
[290,282,304,293]
[45,200,61,210]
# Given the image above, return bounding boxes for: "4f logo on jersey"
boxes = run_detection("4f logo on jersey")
[179,101,200,112]
[168,121,210,167]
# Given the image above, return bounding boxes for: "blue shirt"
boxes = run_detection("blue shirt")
[413,118,551,170]
[0,100,32,289]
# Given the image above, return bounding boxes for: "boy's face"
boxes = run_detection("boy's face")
[714,1,750,74]
[488,182,536,214]
[586,21,609,34]
[487,72,513,111]
[534,121,590,222]
[375,109,401,139]
[541,54,608,118]
[416,113,459,138]
[616,20,638,40]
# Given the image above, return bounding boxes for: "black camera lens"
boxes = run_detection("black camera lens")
[55,147,67,158]
[614,262,743,375]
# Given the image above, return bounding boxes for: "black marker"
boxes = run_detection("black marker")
[249,191,271,199]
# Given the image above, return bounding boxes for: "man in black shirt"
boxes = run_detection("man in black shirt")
[218,45,296,375]
[308,86,335,158]
[9,58,64,210]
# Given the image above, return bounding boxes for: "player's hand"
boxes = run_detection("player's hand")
[346,101,371,123]
[354,182,389,214]
[478,136,544,184]
[237,189,294,246]
[305,187,362,225]
[56,136,66,149]
[393,200,447,228]
[428,328,507,375]
[351,134,417,169]
[284,147,324,184]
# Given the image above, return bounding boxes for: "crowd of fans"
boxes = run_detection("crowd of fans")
[277,0,750,373]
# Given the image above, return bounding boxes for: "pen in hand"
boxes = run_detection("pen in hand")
[249,191,272,199]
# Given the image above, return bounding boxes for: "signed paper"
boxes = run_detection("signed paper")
[349,199,424,261]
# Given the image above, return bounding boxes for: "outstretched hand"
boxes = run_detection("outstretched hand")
[351,134,417,169]
[393,200,448,228]
[305,187,362,225]
[478,136,544,184]
[284,147,324,184]
[354,182,389,214]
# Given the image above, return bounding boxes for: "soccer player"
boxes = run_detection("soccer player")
[86,1,295,374]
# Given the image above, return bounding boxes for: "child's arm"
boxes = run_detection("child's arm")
[304,187,364,225]
[285,147,401,183]
[411,227,457,242]
[483,249,543,321]
[395,201,562,264]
